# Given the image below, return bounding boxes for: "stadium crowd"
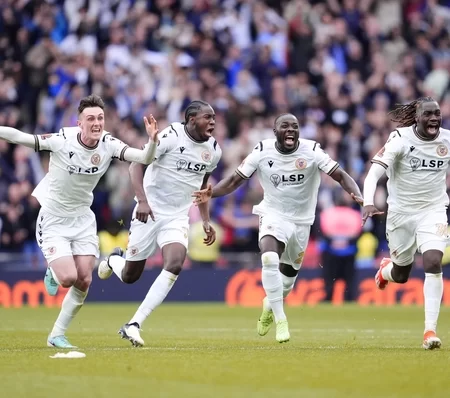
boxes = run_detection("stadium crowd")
[1,0,450,270]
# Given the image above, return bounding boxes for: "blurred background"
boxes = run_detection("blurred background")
[1,0,450,300]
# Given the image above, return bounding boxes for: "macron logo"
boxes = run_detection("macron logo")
[69,151,74,158]
[268,160,274,168]
[180,147,185,154]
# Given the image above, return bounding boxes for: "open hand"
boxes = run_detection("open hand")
[144,115,159,143]
[192,184,212,205]
[362,205,384,226]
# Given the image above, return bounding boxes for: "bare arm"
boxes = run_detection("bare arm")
[0,126,36,149]
[329,167,363,204]
[212,172,247,198]
[198,174,212,224]
[129,162,155,222]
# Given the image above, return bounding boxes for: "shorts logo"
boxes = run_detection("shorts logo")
[295,159,307,170]
[437,145,448,156]
[127,246,139,257]
[91,153,101,165]
[410,157,420,171]
[202,151,211,162]
[294,251,305,265]
[46,247,56,256]
[270,174,281,188]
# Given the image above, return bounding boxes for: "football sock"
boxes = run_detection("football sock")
[261,252,286,322]
[129,270,178,327]
[424,272,443,333]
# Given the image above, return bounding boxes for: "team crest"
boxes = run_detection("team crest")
[91,153,101,165]
[40,133,53,140]
[376,146,385,158]
[48,247,56,255]
[436,145,448,157]
[295,158,307,170]
[202,151,211,162]
[127,246,139,257]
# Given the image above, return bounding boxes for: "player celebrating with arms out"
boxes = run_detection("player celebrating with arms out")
[363,97,450,350]
[98,100,222,347]
[0,94,159,349]
[192,113,363,343]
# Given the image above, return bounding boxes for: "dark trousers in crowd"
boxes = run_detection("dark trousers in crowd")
[321,251,356,302]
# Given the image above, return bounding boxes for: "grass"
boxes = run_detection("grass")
[0,303,448,398]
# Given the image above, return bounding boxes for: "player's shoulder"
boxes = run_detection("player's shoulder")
[160,123,182,142]
[58,126,79,139]
[300,138,320,151]
[253,138,276,152]
[392,127,412,139]
[206,136,221,153]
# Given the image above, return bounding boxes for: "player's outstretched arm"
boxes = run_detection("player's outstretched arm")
[362,163,385,225]
[129,162,154,223]
[192,172,246,205]
[329,167,364,205]
[122,115,159,165]
[0,126,36,149]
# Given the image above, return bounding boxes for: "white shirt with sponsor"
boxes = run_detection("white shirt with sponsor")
[237,138,339,225]
[371,126,450,213]
[142,122,222,218]
[32,127,129,217]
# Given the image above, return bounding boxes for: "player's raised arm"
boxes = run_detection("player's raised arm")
[121,115,159,165]
[0,126,37,149]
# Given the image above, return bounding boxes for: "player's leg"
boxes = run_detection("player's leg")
[119,219,188,347]
[36,209,77,296]
[417,212,447,350]
[375,212,416,289]
[47,211,99,348]
[98,211,158,282]
[48,254,95,349]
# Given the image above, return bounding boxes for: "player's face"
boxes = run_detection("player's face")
[274,114,300,151]
[78,107,105,141]
[192,105,216,140]
[416,101,441,138]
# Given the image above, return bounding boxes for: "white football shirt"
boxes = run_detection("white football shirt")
[31,127,129,217]
[372,126,450,213]
[237,138,339,224]
[142,122,222,217]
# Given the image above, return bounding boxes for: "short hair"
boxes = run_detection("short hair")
[78,94,105,115]
[274,113,296,128]
[184,100,211,123]
[388,97,436,127]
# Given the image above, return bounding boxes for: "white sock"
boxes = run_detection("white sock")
[282,274,297,298]
[129,270,178,327]
[109,255,126,282]
[424,272,443,333]
[50,286,87,337]
[381,261,395,282]
[261,252,286,322]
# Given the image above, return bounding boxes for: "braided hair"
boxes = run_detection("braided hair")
[184,100,210,123]
[388,97,436,127]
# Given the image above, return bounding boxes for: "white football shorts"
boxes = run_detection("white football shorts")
[126,206,189,261]
[258,213,310,270]
[386,209,448,266]
[36,208,99,264]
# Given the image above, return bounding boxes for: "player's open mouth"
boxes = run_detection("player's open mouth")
[427,124,439,135]
[92,129,101,134]
[284,135,295,145]
[205,128,214,137]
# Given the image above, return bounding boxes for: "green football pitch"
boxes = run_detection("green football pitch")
[0,303,448,398]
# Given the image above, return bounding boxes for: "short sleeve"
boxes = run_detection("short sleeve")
[104,134,129,161]
[206,142,222,173]
[314,143,339,175]
[371,130,404,169]
[34,130,66,152]
[154,127,177,159]
[236,143,261,179]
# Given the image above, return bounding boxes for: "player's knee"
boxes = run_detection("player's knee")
[59,274,77,288]
[122,270,139,284]
[392,267,410,284]
[423,256,442,274]
[164,262,183,275]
